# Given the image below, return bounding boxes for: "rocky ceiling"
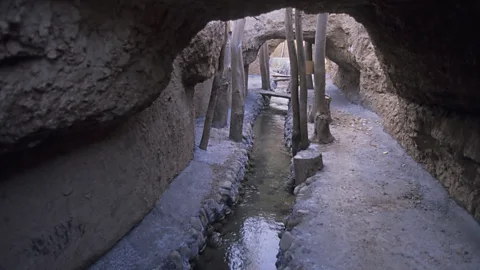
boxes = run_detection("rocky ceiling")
[1,0,479,154]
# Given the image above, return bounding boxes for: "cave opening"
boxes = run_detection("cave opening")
[1,2,480,269]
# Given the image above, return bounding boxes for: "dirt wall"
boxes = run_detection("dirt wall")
[0,58,196,270]
[327,14,480,222]
[194,76,214,117]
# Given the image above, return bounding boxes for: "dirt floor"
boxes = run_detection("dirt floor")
[277,81,480,270]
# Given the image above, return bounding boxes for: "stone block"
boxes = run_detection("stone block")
[293,144,323,186]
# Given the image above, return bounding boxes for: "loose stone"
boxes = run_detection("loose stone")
[206,226,215,237]
[293,184,303,195]
[203,204,215,222]
[218,188,230,196]
[165,251,183,270]
[279,231,295,251]
[213,193,223,204]
[220,180,233,190]
[298,185,309,195]
[178,245,191,259]
[212,222,223,232]
[188,241,199,260]
[190,217,203,232]
[198,229,206,242]
[222,194,234,206]
[286,216,301,230]
[305,177,314,185]
[188,228,200,240]
[207,232,222,248]
[296,209,309,215]
[199,213,208,227]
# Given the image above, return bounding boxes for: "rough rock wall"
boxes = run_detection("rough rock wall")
[194,76,214,117]
[249,57,262,75]
[242,9,353,78]
[248,39,283,75]
[327,14,480,221]
[2,0,480,157]
[0,59,194,270]
[0,20,223,270]
[2,0,480,267]
[243,9,317,67]
[1,1,165,154]
[0,0,221,155]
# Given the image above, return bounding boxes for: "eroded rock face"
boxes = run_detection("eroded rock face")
[244,9,480,220]
[4,1,478,155]
[1,0,479,156]
[0,1,222,154]
[243,9,317,66]
[181,22,224,86]
[194,76,214,117]
[326,14,379,104]
[242,10,360,76]
[0,15,224,270]
[0,56,196,270]
[1,0,480,268]
[326,14,480,221]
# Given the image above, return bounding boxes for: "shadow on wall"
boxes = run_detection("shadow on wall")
[194,76,215,117]
[326,59,361,104]
[0,17,225,269]
[0,67,197,269]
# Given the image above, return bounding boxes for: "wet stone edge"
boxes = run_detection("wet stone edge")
[160,95,269,270]
[283,100,295,189]
[275,175,316,270]
[276,99,314,270]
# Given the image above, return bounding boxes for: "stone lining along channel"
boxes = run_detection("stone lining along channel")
[192,95,294,270]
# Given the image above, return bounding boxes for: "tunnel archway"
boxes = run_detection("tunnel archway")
[1,1,480,269]
[2,1,479,152]
[242,11,360,95]
[240,9,480,226]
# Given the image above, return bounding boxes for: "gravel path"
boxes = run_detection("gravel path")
[277,81,480,270]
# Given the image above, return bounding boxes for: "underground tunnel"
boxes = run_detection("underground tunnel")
[0,1,479,269]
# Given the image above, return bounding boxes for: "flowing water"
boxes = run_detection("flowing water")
[194,97,295,270]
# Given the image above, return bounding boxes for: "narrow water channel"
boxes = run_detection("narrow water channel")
[194,97,295,270]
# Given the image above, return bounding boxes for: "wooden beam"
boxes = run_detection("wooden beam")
[253,89,291,99]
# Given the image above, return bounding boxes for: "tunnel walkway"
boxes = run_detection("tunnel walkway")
[278,81,480,269]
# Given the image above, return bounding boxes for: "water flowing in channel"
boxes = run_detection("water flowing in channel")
[194,96,295,270]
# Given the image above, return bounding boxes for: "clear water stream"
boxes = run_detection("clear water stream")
[194,97,294,270]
